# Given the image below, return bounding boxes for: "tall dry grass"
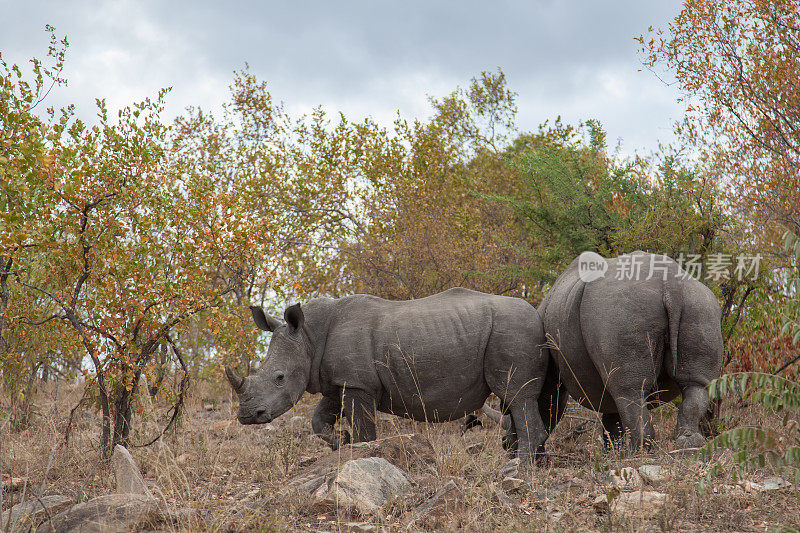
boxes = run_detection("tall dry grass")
[1,378,798,531]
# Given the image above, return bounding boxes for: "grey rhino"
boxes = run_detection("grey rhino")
[539,252,723,449]
[226,288,556,464]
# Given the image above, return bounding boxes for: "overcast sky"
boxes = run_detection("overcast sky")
[1,1,685,156]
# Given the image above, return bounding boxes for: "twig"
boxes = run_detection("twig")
[773,353,800,375]
[38,443,61,500]
[34,493,57,532]
[132,336,190,448]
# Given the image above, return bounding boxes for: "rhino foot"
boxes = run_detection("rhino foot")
[675,432,704,450]
[328,430,351,451]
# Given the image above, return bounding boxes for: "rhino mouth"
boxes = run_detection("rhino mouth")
[237,410,273,425]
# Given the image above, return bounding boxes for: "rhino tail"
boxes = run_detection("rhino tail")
[663,270,684,375]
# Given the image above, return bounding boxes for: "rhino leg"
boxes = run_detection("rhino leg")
[507,398,548,466]
[612,394,656,450]
[312,396,350,450]
[501,419,518,454]
[341,388,377,443]
[675,384,708,449]
[601,412,623,448]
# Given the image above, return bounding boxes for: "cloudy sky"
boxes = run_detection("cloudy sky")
[1,1,685,155]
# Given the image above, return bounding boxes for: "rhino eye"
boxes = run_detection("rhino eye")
[275,372,286,387]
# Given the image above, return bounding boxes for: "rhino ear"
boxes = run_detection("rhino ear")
[250,306,281,332]
[284,303,304,334]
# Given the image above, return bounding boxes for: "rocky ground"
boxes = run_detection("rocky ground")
[2,382,798,531]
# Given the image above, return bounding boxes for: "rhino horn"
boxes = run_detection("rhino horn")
[225,365,245,392]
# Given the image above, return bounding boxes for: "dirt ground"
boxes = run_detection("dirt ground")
[2,380,799,532]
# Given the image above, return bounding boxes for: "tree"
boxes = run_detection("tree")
[504,119,737,283]
[0,27,81,427]
[641,0,800,240]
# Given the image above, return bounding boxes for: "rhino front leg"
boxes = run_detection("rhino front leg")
[341,388,377,443]
[312,396,350,450]
[675,384,708,449]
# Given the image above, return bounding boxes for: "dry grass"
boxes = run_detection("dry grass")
[2,380,799,532]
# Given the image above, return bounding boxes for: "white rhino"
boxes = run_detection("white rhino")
[226,288,557,465]
[539,252,723,449]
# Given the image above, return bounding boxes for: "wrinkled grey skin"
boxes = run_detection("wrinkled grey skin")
[539,252,723,450]
[226,288,555,465]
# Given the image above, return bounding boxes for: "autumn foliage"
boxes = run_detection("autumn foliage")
[1,10,800,459]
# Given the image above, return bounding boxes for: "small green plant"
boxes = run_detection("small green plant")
[699,372,800,491]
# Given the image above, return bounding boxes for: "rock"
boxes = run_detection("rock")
[328,457,411,515]
[593,493,611,514]
[406,480,465,527]
[2,475,26,493]
[607,467,642,488]
[533,480,578,501]
[36,493,179,533]
[711,483,743,495]
[594,490,668,515]
[465,443,484,455]
[2,495,73,531]
[744,477,792,492]
[112,444,153,498]
[284,434,435,497]
[498,458,520,479]
[500,477,526,492]
[637,465,668,484]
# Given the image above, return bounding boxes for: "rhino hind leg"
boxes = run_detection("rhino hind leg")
[675,384,709,449]
[609,393,656,451]
[507,398,548,466]
[312,396,350,450]
[341,388,377,443]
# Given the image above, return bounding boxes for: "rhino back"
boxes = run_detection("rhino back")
[319,288,522,421]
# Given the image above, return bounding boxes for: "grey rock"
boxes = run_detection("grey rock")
[36,493,173,533]
[498,458,520,479]
[328,457,411,514]
[594,490,668,515]
[285,434,434,499]
[2,495,73,532]
[111,445,153,498]
[744,477,792,491]
[637,465,668,484]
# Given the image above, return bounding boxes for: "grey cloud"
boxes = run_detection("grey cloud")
[0,0,685,153]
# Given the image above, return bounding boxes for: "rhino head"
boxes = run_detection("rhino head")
[226,303,310,424]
